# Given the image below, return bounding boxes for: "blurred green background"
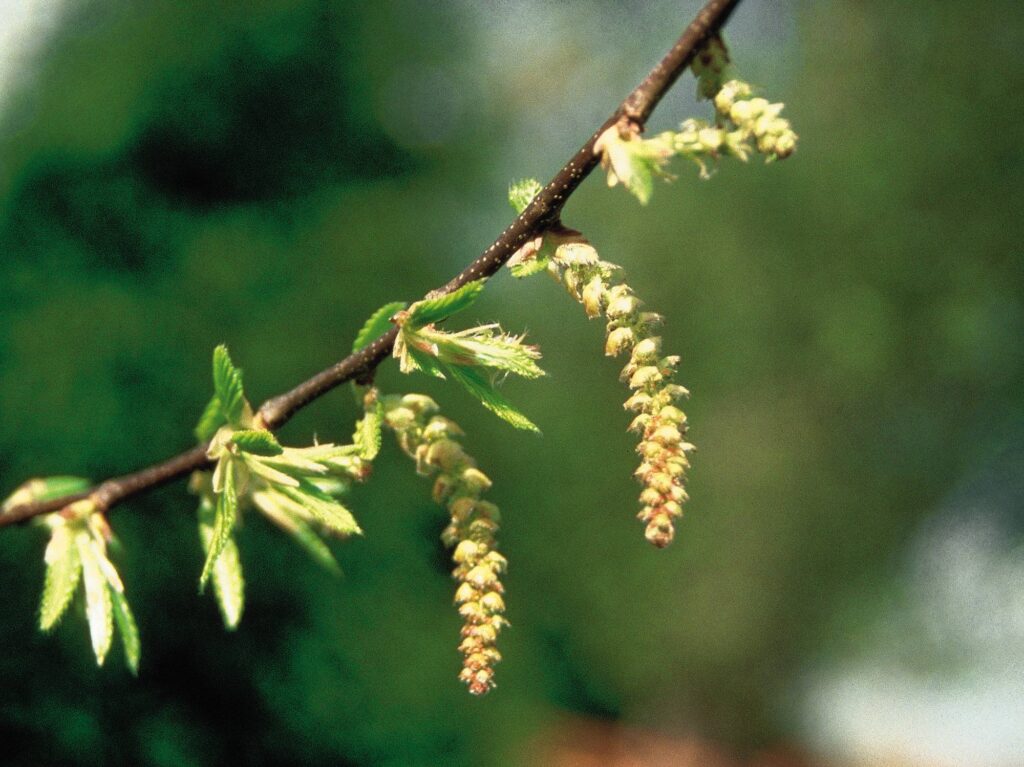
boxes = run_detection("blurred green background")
[1,1,1022,765]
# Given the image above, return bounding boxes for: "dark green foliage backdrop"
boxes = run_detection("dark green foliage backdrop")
[1,1,1022,765]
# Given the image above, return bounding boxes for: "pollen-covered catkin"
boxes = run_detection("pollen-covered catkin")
[382,394,508,694]
[549,244,694,547]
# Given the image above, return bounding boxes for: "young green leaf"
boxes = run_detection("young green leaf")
[198,497,245,630]
[242,454,301,488]
[3,476,91,512]
[353,301,406,352]
[212,345,247,427]
[509,255,551,279]
[39,525,82,631]
[109,588,141,675]
[280,479,361,537]
[406,280,486,328]
[354,401,383,461]
[508,178,543,214]
[445,365,540,433]
[231,429,283,456]
[200,459,238,590]
[433,328,544,378]
[77,533,113,666]
[195,395,226,441]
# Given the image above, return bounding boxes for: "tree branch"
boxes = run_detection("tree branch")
[0,0,742,528]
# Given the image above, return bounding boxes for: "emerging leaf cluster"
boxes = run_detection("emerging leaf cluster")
[41,498,139,672]
[393,281,545,432]
[193,346,376,627]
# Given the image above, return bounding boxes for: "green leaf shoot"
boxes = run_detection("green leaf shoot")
[280,479,361,537]
[39,525,82,631]
[200,459,238,591]
[353,301,406,352]
[109,588,141,675]
[231,429,283,457]
[354,401,383,461]
[77,533,114,666]
[3,476,91,512]
[212,345,247,427]
[445,365,540,433]
[406,280,486,328]
[198,495,245,630]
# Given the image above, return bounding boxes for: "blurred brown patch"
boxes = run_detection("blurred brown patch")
[534,716,823,767]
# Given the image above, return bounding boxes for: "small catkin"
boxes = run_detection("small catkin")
[549,243,693,547]
[383,394,508,694]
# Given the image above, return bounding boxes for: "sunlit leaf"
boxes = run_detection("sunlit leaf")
[353,301,406,352]
[200,459,238,590]
[406,280,485,328]
[354,401,383,460]
[109,588,141,675]
[212,345,247,427]
[445,365,540,433]
[77,533,113,666]
[231,429,283,456]
[39,525,82,631]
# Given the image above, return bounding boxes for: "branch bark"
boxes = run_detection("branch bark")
[0,0,741,528]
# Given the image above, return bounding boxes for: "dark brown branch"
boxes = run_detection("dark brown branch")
[0,0,741,528]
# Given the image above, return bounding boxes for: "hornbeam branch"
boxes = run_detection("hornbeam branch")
[0,0,741,528]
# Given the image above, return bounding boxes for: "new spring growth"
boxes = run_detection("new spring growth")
[382,393,508,695]
[595,39,797,202]
[2,478,141,673]
[506,187,693,546]
[392,280,545,432]
[193,345,372,628]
